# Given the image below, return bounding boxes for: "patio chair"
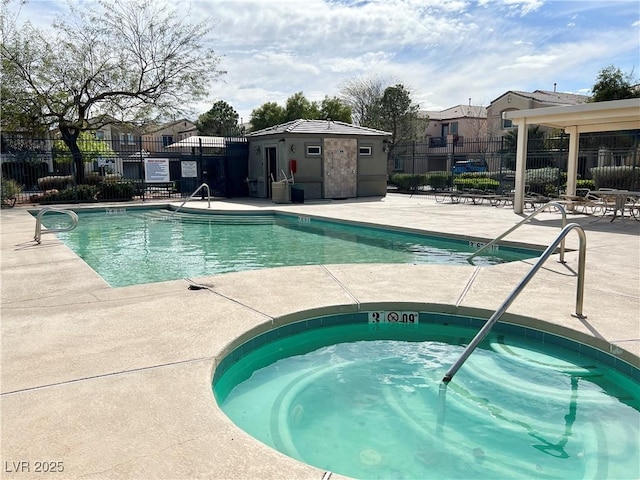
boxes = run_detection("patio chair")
[557,189,604,215]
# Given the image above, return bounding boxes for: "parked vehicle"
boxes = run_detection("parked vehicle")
[452,159,488,175]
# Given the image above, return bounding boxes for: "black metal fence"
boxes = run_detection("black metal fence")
[2,131,638,206]
[390,131,640,195]
[1,134,249,206]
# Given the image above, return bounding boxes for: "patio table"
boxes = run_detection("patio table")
[591,190,640,222]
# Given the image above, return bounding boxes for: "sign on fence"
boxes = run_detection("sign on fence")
[181,161,197,178]
[144,158,170,182]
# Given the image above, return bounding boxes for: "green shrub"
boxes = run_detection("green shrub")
[456,171,490,179]
[1,178,22,200]
[425,171,452,189]
[103,173,122,183]
[453,178,499,191]
[488,169,516,181]
[40,185,98,203]
[590,166,639,190]
[38,175,75,191]
[389,174,428,191]
[576,179,595,191]
[525,167,564,195]
[86,172,122,186]
[97,181,135,201]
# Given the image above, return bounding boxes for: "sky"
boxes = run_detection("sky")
[12,0,640,124]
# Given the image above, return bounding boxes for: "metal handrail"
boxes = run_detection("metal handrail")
[173,183,210,214]
[468,201,568,264]
[34,207,79,244]
[443,222,587,384]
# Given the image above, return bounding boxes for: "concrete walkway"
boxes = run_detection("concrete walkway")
[1,193,638,479]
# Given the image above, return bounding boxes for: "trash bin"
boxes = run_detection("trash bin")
[271,181,290,203]
[291,184,304,203]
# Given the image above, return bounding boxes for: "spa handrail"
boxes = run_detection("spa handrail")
[468,201,567,264]
[173,183,211,214]
[443,222,587,384]
[34,207,78,244]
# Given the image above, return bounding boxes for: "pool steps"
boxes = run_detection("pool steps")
[34,207,78,244]
[444,220,587,383]
[468,201,568,264]
[173,182,211,214]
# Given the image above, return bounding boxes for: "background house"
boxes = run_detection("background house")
[142,119,197,153]
[393,104,489,174]
[486,89,589,136]
[420,103,488,147]
[91,117,144,154]
[246,119,391,200]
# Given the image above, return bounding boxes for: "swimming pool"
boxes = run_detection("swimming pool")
[213,311,640,480]
[38,208,540,287]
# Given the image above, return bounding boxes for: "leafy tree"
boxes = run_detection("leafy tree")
[589,66,640,102]
[196,101,240,136]
[503,125,546,152]
[379,84,424,174]
[249,102,286,131]
[53,131,116,166]
[319,96,352,123]
[1,0,224,183]
[249,93,352,130]
[380,85,421,142]
[284,92,320,122]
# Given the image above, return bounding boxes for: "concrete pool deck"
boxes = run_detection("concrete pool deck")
[1,193,639,479]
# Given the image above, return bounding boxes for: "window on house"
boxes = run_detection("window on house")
[127,133,135,145]
[306,145,321,156]
[502,110,516,129]
[359,146,372,156]
[393,156,404,171]
[450,122,458,135]
[162,135,174,147]
[95,131,105,140]
[119,133,125,143]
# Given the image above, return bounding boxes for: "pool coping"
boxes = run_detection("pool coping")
[2,194,639,479]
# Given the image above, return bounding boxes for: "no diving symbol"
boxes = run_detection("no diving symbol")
[387,312,399,322]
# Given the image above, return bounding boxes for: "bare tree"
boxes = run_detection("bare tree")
[339,75,391,128]
[1,0,224,182]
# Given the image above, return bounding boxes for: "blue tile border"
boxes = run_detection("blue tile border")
[214,310,640,384]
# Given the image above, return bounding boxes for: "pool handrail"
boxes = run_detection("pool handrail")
[34,207,79,244]
[468,201,567,264]
[443,222,587,384]
[173,183,211,214]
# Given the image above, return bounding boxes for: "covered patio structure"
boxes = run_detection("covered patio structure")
[503,98,640,213]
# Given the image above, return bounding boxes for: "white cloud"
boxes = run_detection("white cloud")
[476,0,544,16]
[10,0,640,122]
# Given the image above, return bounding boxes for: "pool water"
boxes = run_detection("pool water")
[40,208,538,287]
[214,317,640,480]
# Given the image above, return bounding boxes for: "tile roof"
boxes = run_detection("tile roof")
[494,90,589,106]
[420,105,487,120]
[246,119,391,137]
[165,135,246,148]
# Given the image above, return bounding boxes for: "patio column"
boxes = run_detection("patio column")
[565,126,579,197]
[513,119,528,214]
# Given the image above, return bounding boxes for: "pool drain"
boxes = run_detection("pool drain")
[359,448,382,465]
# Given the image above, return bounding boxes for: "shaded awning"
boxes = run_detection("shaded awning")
[165,136,227,149]
[503,98,640,213]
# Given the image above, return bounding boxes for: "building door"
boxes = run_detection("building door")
[266,146,277,198]
[323,138,357,199]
